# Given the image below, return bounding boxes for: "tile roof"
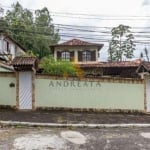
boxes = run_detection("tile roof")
[142,62,150,71]
[12,57,39,71]
[50,38,104,48]
[136,61,150,73]
[60,39,103,46]
[79,60,142,68]
[11,57,37,66]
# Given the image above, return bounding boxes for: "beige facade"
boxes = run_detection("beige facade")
[50,39,103,63]
[54,46,99,63]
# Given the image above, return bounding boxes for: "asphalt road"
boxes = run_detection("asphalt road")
[1,110,150,124]
[0,127,150,150]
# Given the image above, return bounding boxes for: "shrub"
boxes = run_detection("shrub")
[40,56,77,77]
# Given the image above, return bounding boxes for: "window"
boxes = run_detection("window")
[4,40,10,53]
[61,51,70,61]
[0,39,2,53]
[82,50,91,62]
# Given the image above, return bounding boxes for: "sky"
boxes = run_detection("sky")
[1,0,150,61]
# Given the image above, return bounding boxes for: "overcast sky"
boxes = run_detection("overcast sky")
[1,0,149,25]
[1,0,150,60]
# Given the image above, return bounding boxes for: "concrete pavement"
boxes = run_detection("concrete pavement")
[1,126,150,149]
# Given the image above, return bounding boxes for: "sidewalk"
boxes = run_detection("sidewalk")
[0,109,150,125]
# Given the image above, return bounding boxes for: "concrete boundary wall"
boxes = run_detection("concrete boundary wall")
[0,72,16,107]
[35,74,145,112]
[0,73,146,112]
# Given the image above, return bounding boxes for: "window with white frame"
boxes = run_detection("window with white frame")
[82,50,91,62]
[61,51,70,61]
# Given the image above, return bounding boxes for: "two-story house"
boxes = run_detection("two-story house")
[50,38,142,78]
[50,38,104,63]
[0,31,25,62]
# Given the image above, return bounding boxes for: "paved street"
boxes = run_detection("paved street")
[0,127,150,150]
[1,110,150,124]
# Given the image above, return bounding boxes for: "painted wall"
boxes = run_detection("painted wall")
[0,67,13,72]
[0,75,16,106]
[35,77,144,111]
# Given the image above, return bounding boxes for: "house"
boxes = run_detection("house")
[80,59,142,78]
[50,38,104,63]
[0,31,25,62]
[50,39,144,78]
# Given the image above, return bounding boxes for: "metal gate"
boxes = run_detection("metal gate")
[146,77,150,112]
[19,71,32,109]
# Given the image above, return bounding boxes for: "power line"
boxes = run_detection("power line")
[2,26,150,44]
[2,18,150,32]
[2,20,150,36]
[1,22,150,40]
[2,4,150,19]
[51,14,150,21]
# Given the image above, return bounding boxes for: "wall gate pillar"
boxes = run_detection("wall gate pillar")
[12,57,38,110]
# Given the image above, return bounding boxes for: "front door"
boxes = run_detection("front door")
[19,71,32,110]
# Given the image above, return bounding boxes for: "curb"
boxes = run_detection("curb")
[1,121,150,128]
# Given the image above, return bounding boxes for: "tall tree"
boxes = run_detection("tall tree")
[5,2,29,45]
[108,24,135,61]
[3,2,59,59]
[33,7,59,58]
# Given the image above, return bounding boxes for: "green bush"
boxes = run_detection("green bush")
[40,56,77,76]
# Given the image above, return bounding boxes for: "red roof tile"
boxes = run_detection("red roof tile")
[60,39,103,46]
[79,60,142,68]
[136,61,150,73]
[50,39,104,48]
[12,57,37,66]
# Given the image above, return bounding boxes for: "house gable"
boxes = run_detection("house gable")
[0,31,26,61]
[136,61,150,73]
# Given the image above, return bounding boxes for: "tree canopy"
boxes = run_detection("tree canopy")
[108,24,135,61]
[1,2,59,59]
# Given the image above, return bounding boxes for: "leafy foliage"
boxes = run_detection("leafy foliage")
[2,2,59,59]
[23,50,36,57]
[40,56,77,77]
[108,24,135,61]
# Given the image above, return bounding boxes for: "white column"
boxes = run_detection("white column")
[96,50,99,62]
[54,50,57,61]
[74,50,78,62]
